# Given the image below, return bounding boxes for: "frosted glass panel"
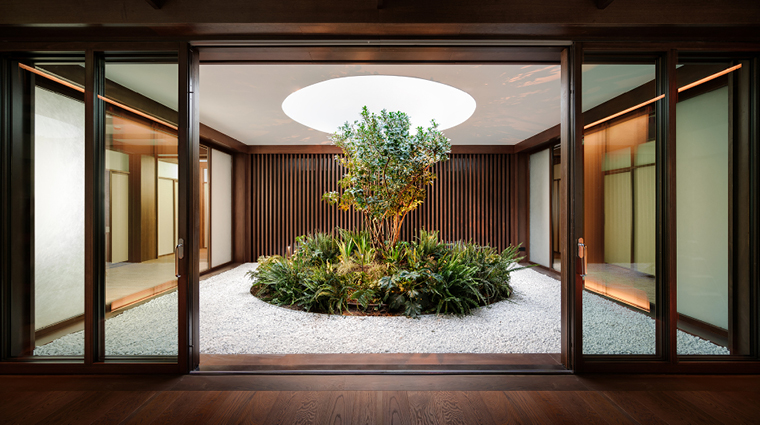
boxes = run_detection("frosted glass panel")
[633,167,656,276]
[602,147,631,171]
[529,149,551,268]
[33,87,85,341]
[211,149,233,268]
[603,172,632,268]
[677,86,730,354]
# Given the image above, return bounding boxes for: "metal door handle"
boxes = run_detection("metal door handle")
[175,238,184,278]
[578,238,587,278]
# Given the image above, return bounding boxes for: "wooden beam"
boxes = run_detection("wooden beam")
[513,125,561,153]
[451,145,514,154]
[244,144,516,155]
[200,124,249,153]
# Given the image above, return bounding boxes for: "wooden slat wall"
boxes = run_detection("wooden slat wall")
[251,153,512,259]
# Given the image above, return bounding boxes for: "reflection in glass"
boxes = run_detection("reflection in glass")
[582,63,658,355]
[104,60,179,357]
[551,145,561,271]
[676,62,740,356]
[200,145,210,273]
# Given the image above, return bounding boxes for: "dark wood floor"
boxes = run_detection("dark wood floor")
[1,373,759,424]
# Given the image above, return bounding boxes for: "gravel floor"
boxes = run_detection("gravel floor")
[34,263,728,356]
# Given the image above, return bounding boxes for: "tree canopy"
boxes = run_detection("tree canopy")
[323,106,451,248]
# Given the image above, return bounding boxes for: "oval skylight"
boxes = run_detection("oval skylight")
[282,75,476,134]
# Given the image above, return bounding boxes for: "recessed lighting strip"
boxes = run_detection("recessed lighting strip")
[583,63,742,130]
[19,63,178,131]
[583,95,664,130]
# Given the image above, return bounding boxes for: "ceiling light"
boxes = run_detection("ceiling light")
[282,75,476,134]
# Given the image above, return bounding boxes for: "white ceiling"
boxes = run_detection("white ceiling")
[105,64,179,111]
[103,63,656,147]
[199,64,562,146]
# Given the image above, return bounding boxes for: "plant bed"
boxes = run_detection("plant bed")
[248,229,525,318]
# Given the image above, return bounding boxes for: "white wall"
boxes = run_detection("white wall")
[157,160,179,256]
[676,87,729,330]
[210,149,233,267]
[34,87,85,330]
[157,178,175,256]
[110,173,130,263]
[529,148,551,268]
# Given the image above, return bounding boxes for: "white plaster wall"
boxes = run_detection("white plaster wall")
[34,87,85,330]
[529,148,551,268]
[211,149,233,267]
[110,173,129,263]
[676,87,729,330]
[157,178,175,256]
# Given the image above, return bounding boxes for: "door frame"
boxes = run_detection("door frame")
[0,42,199,374]
[572,44,760,373]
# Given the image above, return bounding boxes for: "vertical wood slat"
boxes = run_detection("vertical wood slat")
[249,153,516,258]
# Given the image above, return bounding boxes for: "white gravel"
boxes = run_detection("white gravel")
[34,263,728,357]
[583,290,730,355]
[33,293,178,356]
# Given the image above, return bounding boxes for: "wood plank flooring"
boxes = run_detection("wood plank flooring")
[0,374,758,424]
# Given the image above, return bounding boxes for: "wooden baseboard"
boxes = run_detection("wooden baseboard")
[109,280,178,311]
[678,314,729,348]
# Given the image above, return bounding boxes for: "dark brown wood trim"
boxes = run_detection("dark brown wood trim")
[561,43,583,372]
[178,42,200,373]
[450,145,515,154]
[678,313,729,348]
[245,144,517,155]
[0,362,182,374]
[198,46,564,64]
[514,125,560,153]
[663,49,679,363]
[248,145,342,154]
[233,153,250,265]
[199,123,248,153]
[84,50,106,364]
[577,361,760,374]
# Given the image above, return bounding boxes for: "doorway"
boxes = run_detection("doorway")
[195,49,568,372]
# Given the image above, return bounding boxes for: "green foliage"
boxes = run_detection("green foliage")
[249,228,526,318]
[295,232,340,266]
[323,107,451,248]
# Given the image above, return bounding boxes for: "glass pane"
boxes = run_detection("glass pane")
[581,63,658,355]
[551,145,561,271]
[200,145,210,273]
[27,61,87,358]
[104,58,179,357]
[676,61,743,356]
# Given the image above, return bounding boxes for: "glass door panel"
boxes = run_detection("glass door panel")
[581,61,659,355]
[676,59,750,356]
[103,56,179,357]
[7,57,88,359]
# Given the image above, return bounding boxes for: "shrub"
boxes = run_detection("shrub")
[248,227,526,318]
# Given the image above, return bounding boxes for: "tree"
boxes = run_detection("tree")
[323,106,451,249]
